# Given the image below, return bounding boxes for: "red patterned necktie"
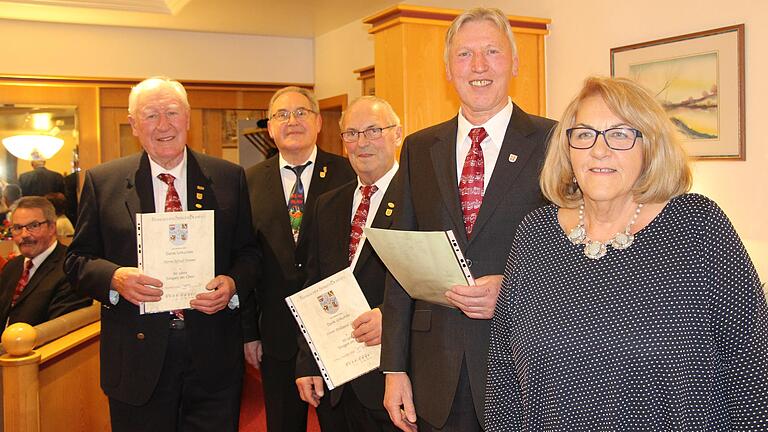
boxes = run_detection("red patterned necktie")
[349,185,378,264]
[157,173,183,212]
[157,173,184,319]
[459,127,487,238]
[11,259,34,307]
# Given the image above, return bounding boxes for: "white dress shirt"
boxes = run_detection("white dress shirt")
[26,240,58,280]
[455,97,514,192]
[149,149,188,211]
[279,146,318,205]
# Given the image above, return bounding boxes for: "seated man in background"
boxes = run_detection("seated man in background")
[0,196,91,327]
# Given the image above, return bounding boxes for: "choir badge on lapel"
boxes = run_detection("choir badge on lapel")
[385,202,394,217]
[319,166,328,178]
[508,153,518,163]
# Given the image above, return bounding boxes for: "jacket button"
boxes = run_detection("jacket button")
[296,263,303,269]
[136,333,145,340]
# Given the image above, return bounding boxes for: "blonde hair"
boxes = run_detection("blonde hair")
[444,7,517,64]
[540,76,692,208]
[128,76,189,116]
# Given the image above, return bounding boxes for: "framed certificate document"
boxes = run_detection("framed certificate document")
[136,210,215,314]
[286,268,380,390]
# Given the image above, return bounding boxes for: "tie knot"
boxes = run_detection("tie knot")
[158,173,176,186]
[25,260,33,271]
[360,184,378,199]
[286,161,312,177]
[469,127,488,146]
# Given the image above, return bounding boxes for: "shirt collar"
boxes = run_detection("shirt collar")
[29,239,57,269]
[149,148,187,180]
[279,146,318,169]
[457,97,514,147]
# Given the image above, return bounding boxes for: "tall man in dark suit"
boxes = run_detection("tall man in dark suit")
[242,86,355,432]
[19,157,65,197]
[380,8,556,432]
[296,96,402,432]
[0,196,91,327]
[65,76,259,432]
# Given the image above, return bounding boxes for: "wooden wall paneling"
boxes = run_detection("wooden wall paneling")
[318,94,348,157]
[203,110,223,158]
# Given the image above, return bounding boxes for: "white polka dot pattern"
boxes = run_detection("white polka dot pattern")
[485,193,768,431]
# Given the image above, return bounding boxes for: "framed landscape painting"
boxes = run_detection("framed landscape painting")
[611,25,745,160]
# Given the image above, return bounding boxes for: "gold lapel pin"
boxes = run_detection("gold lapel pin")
[387,202,395,208]
[385,209,393,217]
[196,185,205,191]
[508,154,518,163]
[196,193,203,200]
[319,166,328,178]
[195,203,203,209]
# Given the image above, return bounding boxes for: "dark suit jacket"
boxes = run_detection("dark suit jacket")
[64,149,260,405]
[19,166,65,197]
[0,243,91,327]
[380,105,556,428]
[241,149,355,360]
[296,178,397,410]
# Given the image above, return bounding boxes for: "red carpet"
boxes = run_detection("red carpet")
[239,364,321,432]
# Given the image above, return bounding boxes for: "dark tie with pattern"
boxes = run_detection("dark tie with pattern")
[349,185,378,265]
[157,173,184,319]
[286,162,312,243]
[459,127,488,238]
[11,260,34,307]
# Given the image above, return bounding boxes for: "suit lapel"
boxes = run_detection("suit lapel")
[470,104,539,242]
[186,150,215,211]
[327,181,356,271]
[125,153,155,223]
[429,118,468,245]
[261,157,297,271]
[354,183,397,272]
[14,244,63,306]
[296,150,341,249]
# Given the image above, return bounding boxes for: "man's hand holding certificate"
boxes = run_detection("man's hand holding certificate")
[135,210,216,314]
[287,268,381,390]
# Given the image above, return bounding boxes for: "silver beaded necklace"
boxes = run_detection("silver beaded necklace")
[567,201,643,259]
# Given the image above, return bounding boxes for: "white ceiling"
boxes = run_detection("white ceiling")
[0,0,403,38]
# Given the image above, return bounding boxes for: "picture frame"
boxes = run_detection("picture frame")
[611,24,745,160]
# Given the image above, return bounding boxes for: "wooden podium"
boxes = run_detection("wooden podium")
[364,5,550,136]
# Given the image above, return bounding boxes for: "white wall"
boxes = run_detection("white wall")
[0,18,314,83]
[313,19,374,101]
[313,0,768,280]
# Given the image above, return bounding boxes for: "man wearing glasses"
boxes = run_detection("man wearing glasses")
[295,96,401,431]
[0,196,90,328]
[242,86,355,431]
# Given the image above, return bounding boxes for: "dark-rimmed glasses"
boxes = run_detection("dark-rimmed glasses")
[270,108,316,123]
[340,125,396,143]
[566,127,643,150]
[10,220,50,236]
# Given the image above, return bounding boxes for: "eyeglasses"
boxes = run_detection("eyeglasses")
[10,220,50,236]
[270,108,316,123]
[340,125,396,143]
[566,127,643,151]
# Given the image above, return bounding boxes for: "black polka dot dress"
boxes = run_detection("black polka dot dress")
[485,193,768,431]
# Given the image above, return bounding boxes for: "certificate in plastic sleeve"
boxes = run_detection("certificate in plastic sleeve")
[363,228,474,308]
[136,210,215,314]
[285,268,380,390]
